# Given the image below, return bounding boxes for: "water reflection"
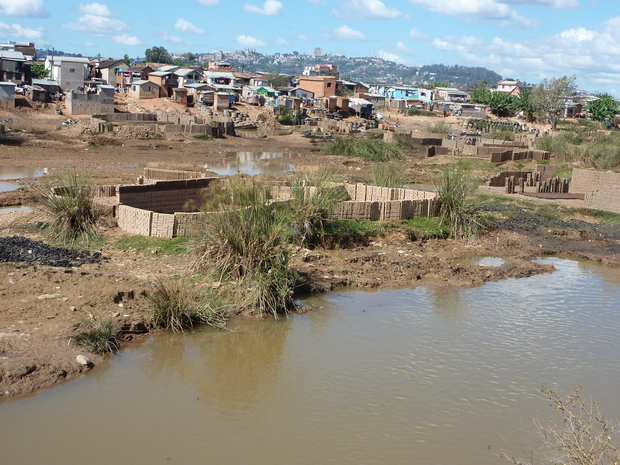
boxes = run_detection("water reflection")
[204,152,297,176]
[0,258,618,465]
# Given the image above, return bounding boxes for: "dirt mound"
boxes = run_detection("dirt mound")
[0,236,107,268]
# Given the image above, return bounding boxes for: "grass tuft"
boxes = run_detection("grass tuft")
[437,166,485,239]
[30,169,102,245]
[322,135,402,162]
[73,314,118,354]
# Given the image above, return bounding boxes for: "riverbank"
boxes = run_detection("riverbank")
[1,103,619,400]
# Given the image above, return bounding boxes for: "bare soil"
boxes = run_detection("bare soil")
[1,97,619,401]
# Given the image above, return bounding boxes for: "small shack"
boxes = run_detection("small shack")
[128,80,160,99]
[0,82,16,109]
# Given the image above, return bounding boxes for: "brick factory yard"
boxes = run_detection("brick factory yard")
[1,99,620,400]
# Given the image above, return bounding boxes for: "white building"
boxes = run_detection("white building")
[45,56,90,92]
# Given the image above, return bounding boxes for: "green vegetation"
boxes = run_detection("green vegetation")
[30,170,103,245]
[149,278,223,332]
[322,135,402,162]
[370,163,409,188]
[193,134,213,141]
[536,130,620,170]
[144,46,173,64]
[402,216,448,239]
[532,75,576,130]
[425,121,451,134]
[404,108,437,117]
[114,236,190,255]
[487,129,516,141]
[277,107,301,125]
[437,166,485,238]
[195,177,297,317]
[587,93,620,123]
[318,219,386,246]
[73,314,118,354]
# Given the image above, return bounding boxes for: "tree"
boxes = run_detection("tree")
[185,52,197,66]
[488,92,517,117]
[172,57,184,66]
[29,62,49,79]
[515,89,536,123]
[587,93,620,123]
[470,78,492,105]
[144,46,173,64]
[532,75,576,130]
[265,71,289,88]
[123,54,130,66]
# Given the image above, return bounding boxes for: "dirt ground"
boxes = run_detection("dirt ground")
[1,96,619,401]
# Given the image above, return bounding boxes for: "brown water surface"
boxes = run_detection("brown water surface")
[0,258,618,464]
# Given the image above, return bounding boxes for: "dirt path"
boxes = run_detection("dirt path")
[1,101,619,401]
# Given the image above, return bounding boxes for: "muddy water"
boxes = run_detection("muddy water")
[1,258,619,464]
[204,151,298,176]
[0,166,47,193]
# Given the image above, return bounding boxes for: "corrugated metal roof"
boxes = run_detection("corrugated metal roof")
[0,50,25,61]
[31,79,60,87]
[131,80,159,86]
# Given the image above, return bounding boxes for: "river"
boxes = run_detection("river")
[1,257,619,464]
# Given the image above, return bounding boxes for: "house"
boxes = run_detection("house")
[433,87,469,102]
[0,82,16,109]
[0,50,26,84]
[496,80,523,97]
[95,59,129,87]
[174,68,203,88]
[288,87,314,100]
[45,56,90,92]
[203,70,237,87]
[128,80,160,99]
[297,75,340,98]
[65,85,115,115]
[148,67,179,97]
[340,80,369,96]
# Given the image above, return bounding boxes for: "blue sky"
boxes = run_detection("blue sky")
[1,0,620,95]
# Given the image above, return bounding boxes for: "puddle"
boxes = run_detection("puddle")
[0,205,31,214]
[454,256,505,267]
[205,152,298,176]
[0,167,47,193]
[235,127,295,139]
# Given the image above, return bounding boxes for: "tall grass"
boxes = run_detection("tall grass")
[536,130,620,170]
[195,177,296,317]
[370,163,409,188]
[73,314,118,354]
[426,121,451,134]
[30,169,102,245]
[322,135,401,162]
[437,167,485,239]
[149,278,224,331]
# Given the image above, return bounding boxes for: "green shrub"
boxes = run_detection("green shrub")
[322,135,401,162]
[370,163,409,188]
[114,236,190,255]
[487,129,515,141]
[30,169,102,245]
[426,121,451,134]
[193,134,213,141]
[318,219,385,246]
[149,278,224,331]
[73,314,118,354]
[437,167,485,238]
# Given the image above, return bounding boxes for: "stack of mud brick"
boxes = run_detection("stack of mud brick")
[490,149,550,163]
[156,109,225,136]
[330,183,440,221]
[143,168,207,183]
[571,168,620,214]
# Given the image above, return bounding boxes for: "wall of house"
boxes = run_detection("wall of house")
[0,84,15,109]
[66,90,115,115]
[298,77,336,98]
[59,62,88,92]
[129,84,159,99]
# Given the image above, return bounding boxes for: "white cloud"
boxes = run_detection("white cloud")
[334,25,367,40]
[409,28,430,40]
[156,32,186,45]
[332,0,401,20]
[0,0,48,18]
[244,0,282,15]
[504,0,577,8]
[377,50,407,64]
[408,0,538,28]
[0,21,45,40]
[298,34,311,41]
[275,37,289,46]
[78,3,112,16]
[174,18,206,34]
[113,34,142,46]
[62,14,131,36]
[236,34,268,47]
[396,41,414,54]
[197,0,220,4]
[83,41,95,47]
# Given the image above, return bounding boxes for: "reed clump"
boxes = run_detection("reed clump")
[322,135,401,162]
[73,314,118,354]
[437,167,485,239]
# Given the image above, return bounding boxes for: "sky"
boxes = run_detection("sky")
[1,0,620,95]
